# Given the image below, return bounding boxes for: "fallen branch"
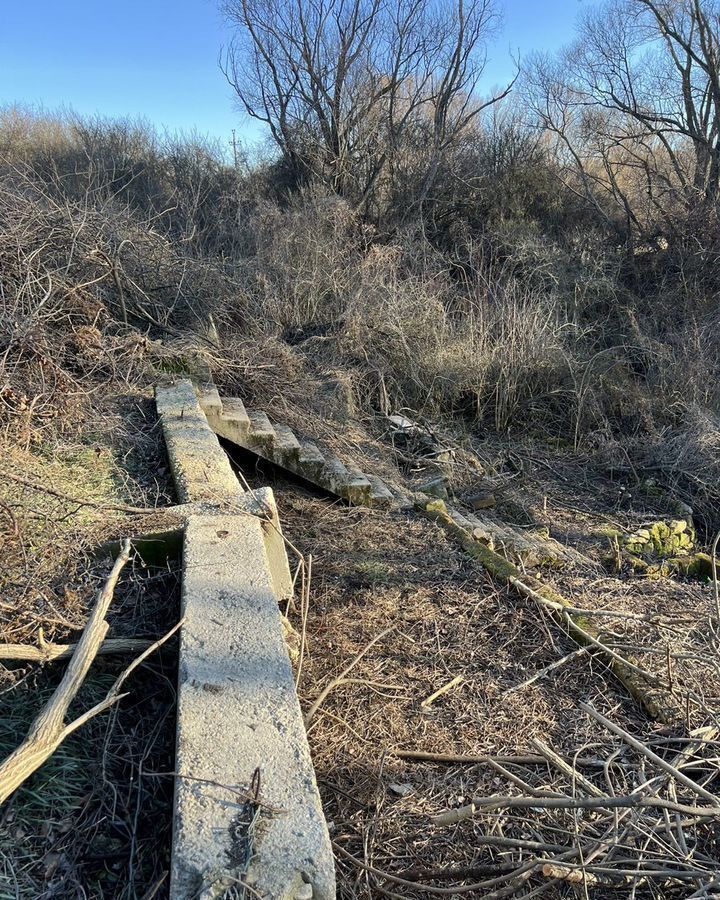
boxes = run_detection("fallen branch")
[0,541,134,804]
[431,793,720,826]
[421,674,464,708]
[419,501,679,722]
[0,636,153,664]
[530,737,607,798]
[540,863,603,887]
[501,648,588,697]
[389,749,612,768]
[580,702,720,807]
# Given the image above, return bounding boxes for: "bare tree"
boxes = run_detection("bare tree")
[221,0,512,222]
[526,0,720,245]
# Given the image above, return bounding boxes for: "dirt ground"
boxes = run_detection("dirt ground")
[1,388,719,899]
[250,448,720,900]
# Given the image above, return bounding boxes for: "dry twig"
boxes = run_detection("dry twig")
[0,540,140,803]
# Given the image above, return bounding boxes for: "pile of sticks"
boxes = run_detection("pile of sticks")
[422,704,720,897]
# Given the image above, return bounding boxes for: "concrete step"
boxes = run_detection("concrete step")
[274,423,302,465]
[206,396,250,446]
[246,410,277,453]
[463,509,569,568]
[321,454,351,496]
[448,507,475,532]
[221,396,250,439]
[197,383,222,417]
[297,440,327,481]
[344,461,373,506]
[366,474,394,507]
[198,383,404,511]
[392,488,414,508]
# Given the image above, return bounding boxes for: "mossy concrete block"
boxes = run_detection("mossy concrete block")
[624,519,696,560]
[671,552,715,579]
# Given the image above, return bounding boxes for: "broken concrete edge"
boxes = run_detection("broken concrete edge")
[418,498,681,724]
[171,514,335,900]
[154,379,293,600]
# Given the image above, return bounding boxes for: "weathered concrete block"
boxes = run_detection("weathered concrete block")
[156,380,241,505]
[205,398,251,447]
[296,441,326,481]
[156,380,292,600]
[241,486,294,602]
[171,515,335,900]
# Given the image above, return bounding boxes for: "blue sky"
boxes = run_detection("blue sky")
[1,0,590,150]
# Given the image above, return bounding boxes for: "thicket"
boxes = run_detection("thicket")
[1,0,719,531]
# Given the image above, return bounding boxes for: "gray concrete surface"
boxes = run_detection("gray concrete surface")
[156,380,240,505]
[155,379,332,896]
[200,391,401,509]
[171,515,335,900]
[155,379,293,599]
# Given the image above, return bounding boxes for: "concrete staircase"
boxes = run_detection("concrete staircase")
[197,381,588,570]
[197,384,409,508]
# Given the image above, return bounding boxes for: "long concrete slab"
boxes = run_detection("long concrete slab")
[171,515,335,899]
[154,379,334,897]
[156,379,241,505]
[155,379,293,600]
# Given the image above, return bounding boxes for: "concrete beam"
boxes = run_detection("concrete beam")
[154,380,332,895]
[156,379,240,505]
[171,515,335,900]
[155,379,293,599]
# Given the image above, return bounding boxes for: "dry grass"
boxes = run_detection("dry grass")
[262,447,720,899]
[1,107,719,898]
[0,564,180,899]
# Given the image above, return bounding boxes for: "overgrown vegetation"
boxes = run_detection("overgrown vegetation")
[3,69,719,530]
[2,2,720,895]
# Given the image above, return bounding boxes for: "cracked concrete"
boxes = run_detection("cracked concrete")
[171,516,335,900]
[154,380,334,899]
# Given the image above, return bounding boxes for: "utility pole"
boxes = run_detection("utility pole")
[230,129,239,169]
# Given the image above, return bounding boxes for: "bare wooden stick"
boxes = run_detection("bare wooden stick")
[58,619,185,743]
[0,637,152,663]
[711,531,720,624]
[389,749,611,768]
[530,737,607,798]
[540,863,602,887]
[304,626,395,726]
[431,793,720,826]
[501,648,588,697]
[421,674,464,708]
[579,702,720,808]
[0,540,132,804]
